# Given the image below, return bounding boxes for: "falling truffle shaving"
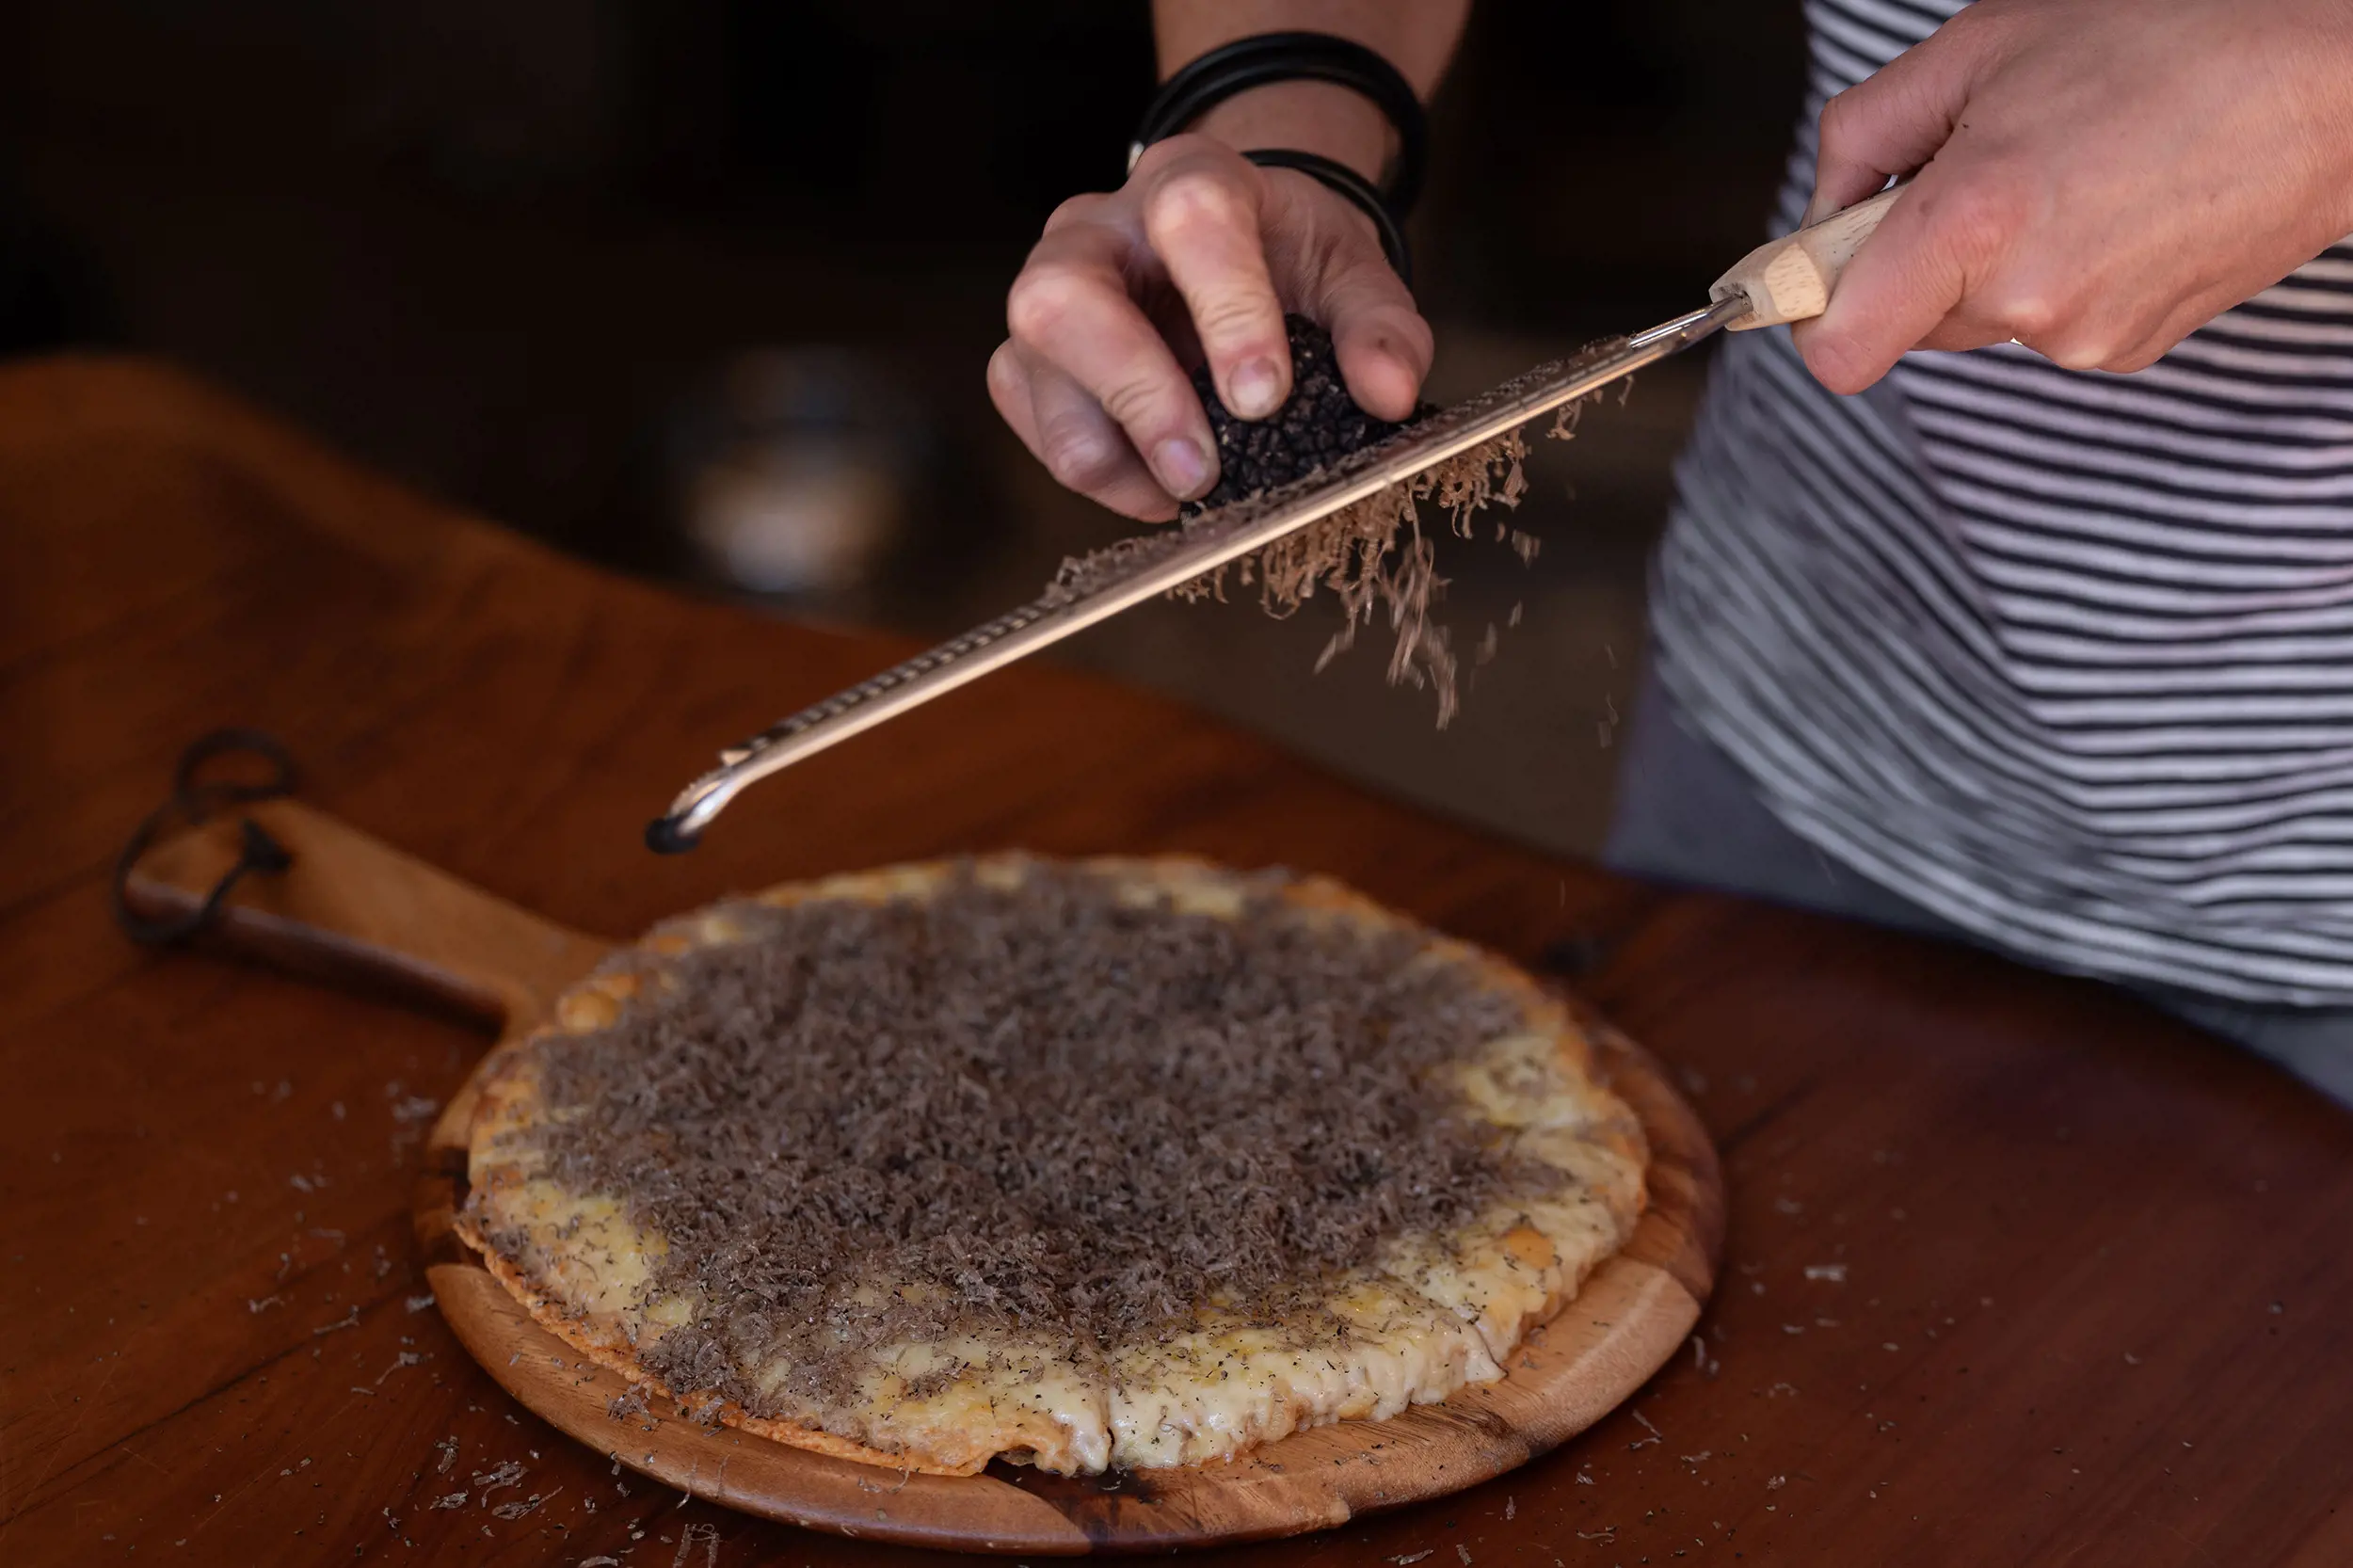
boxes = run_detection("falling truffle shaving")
[1048,316,1534,727]
[479,862,1559,1425]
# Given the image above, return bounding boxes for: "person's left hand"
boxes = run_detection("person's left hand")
[1793,0,2353,393]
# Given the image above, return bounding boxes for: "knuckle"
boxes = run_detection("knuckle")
[1004,262,1090,342]
[1038,420,1128,493]
[1189,291,1277,347]
[1145,166,1253,242]
[1817,87,1865,152]
[1130,132,1235,182]
[1042,192,1111,233]
[1360,301,1434,360]
[1940,3,1999,46]
[1337,288,1421,355]
[2041,331,2116,372]
[1398,312,1437,363]
[1929,173,2030,269]
[1094,373,1173,435]
[1373,325,1436,383]
[1983,286,2062,344]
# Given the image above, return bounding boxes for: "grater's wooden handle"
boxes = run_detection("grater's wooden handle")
[1712,184,1907,330]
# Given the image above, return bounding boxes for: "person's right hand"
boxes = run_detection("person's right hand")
[989,134,1433,521]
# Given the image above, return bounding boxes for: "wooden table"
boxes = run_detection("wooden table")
[4,359,2349,1567]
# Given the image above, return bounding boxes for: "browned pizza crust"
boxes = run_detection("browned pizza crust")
[456,1215,987,1476]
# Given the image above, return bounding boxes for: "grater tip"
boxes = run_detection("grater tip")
[644,815,702,856]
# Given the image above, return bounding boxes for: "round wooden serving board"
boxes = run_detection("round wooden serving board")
[128,800,1724,1556]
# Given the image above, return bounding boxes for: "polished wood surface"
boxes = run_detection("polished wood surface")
[124,798,1721,1554]
[5,358,2351,1566]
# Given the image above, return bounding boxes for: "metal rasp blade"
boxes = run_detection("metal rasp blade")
[647,294,1752,852]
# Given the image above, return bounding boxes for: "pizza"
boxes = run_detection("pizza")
[454,855,1646,1476]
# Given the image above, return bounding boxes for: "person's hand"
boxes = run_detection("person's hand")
[989,133,1432,520]
[1794,0,2353,392]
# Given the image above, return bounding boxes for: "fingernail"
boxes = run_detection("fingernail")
[1153,437,1209,499]
[1227,358,1283,419]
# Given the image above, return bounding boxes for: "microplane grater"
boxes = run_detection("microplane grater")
[646,183,1905,849]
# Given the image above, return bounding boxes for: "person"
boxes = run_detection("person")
[988,1,2353,1105]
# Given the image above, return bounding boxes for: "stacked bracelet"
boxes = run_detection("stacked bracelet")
[1129,31,1426,284]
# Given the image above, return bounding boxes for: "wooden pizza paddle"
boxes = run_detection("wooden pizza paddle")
[123,797,1722,1554]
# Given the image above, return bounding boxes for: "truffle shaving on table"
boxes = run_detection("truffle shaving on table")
[456,855,1647,1476]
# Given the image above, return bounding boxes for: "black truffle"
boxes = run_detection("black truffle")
[1185,314,1421,513]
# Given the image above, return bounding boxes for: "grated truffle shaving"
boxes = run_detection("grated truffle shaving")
[1048,317,1536,728]
[487,863,1554,1422]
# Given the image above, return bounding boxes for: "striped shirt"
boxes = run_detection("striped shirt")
[1655,0,2353,1003]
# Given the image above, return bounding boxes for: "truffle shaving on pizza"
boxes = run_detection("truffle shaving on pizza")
[456,856,1645,1475]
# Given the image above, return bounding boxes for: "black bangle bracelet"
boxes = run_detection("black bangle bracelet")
[1129,30,1428,218]
[1242,149,1413,287]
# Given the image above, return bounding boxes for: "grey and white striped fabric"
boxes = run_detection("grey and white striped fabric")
[1654,0,2353,1002]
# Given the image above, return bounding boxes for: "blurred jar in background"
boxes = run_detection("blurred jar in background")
[668,348,934,611]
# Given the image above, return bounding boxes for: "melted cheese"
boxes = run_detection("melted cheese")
[1108,1277,1498,1467]
[463,853,1646,1474]
[847,1336,1111,1474]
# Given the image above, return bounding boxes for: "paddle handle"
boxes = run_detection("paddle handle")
[122,799,609,1038]
[1711,184,1905,330]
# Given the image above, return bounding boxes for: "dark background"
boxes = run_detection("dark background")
[0,0,1807,855]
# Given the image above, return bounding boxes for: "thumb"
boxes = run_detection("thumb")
[1319,256,1432,424]
[1804,14,2002,223]
[1792,159,2024,394]
[1272,171,1431,423]
[1787,176,1940,392]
